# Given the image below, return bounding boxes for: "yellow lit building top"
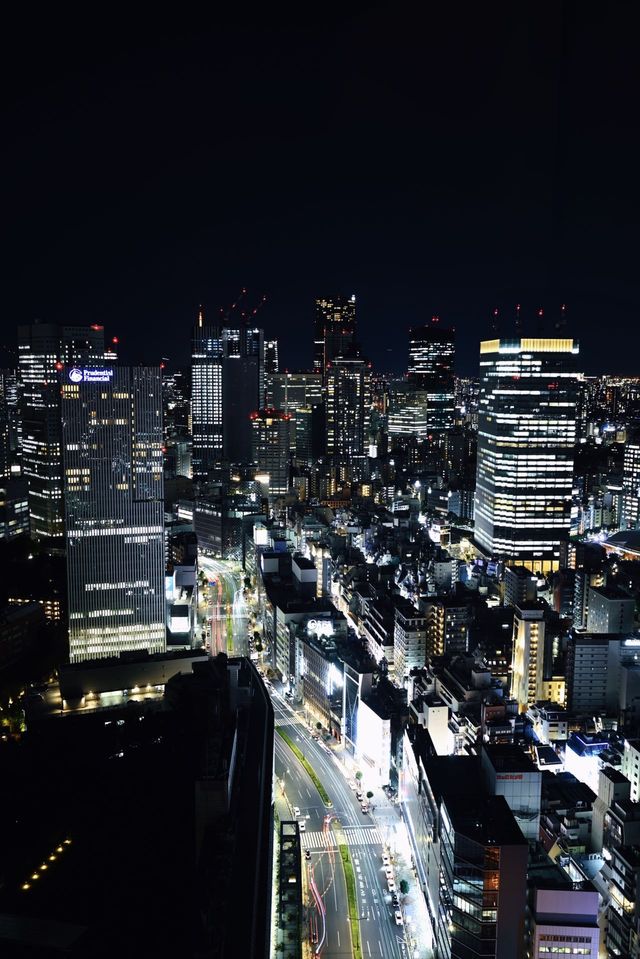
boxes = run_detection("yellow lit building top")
[480,338,578,355]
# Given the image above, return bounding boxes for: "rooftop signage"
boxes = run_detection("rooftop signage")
[68,368,114,384]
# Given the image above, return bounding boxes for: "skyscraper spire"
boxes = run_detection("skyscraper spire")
[197,304,205,329]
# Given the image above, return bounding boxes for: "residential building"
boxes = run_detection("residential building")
[511,601,548,710]
[393,598,427,683]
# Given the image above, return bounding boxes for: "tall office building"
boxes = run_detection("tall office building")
[191,308,223,481]
[325,347,371,482]
[407,319,455,434]
[251,409,291,498]
[622,440,640,529]
[314,295,356,373]
[18,322,106,543]
[62,365,166,663]
[474,337,579,572]
[266,371,324,454]
[262,338,279,377]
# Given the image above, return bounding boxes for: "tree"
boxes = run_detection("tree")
[366,790,374,799]
[316,722,322,730]
[399,879,409,895]
[355,771,363,782]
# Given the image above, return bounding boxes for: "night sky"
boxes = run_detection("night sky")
[1,5,639,375]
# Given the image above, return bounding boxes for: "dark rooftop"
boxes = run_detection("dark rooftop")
[483,744,539,774]
[443,794,527,847]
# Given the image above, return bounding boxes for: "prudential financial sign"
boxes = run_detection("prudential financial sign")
[68,368,114,384]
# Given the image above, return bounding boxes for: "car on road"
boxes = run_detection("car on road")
[394,909,403,926]
[355,791,363,801]
[298,820,306,832]
[387,878,396,893]
[293,806,300,817]
[305,849,311,861]
[382,853,391,866]
[361,804,369,814]
[384,867,394,881]
[391,893,399,907]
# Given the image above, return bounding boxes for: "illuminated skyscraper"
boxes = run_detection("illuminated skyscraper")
[325,346,371,481]
[251,408,291,498]
[407,319,455,435]
[314,295,356,373]
[18,322,105,544]
[474,337,579,572]
[62,365,165,663]
[190,308,223,481]
[622,440,640,529]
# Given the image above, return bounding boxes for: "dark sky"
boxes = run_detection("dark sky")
[1,4,639,375]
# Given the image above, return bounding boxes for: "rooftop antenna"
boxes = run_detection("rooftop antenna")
[515,303,522,337]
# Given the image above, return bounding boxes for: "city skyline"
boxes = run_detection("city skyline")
[1,8,640,377]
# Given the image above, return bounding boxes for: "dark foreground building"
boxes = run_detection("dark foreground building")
[0,655,273,959]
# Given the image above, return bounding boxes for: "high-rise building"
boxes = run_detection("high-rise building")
[393,599,427,682]
[325,347,371,481]
[266,371,324,455]
[251,408,291,498]
[62,365,166,663]
[407,319,455,434]
[191,308,223,481]
[622,440,640,529]
[511,601,548,710]
[474,337,580,573]
[387,391,430,441]
[314,295,356,372]
[262,338,279,377]
[18,322,106,544]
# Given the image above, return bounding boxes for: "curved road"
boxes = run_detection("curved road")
[198,556,249,658]
[272,691,409,959]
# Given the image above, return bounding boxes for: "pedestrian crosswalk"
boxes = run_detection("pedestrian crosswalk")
[301,826,384,851]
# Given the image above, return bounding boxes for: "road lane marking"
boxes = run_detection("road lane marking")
[367,939,372,956]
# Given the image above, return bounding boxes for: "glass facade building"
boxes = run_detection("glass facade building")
[62,365,166,663]
[191,310,223,481]
[18,323,105,543]
[407,321,455,434]
[314,295,356,373]
[474,337,580,573]
[325,351,371,482]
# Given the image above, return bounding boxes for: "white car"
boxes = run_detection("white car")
[382,854,391,867]
[384,866,394,881]
[298,819,306,833]
[394,909,403,926]
[387,878,396,893]
[293,806,300,818]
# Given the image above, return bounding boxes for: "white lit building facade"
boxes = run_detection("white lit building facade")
[62,365,166,663]
[474,337,580,573]
[190,309,223,481]
[18,322,106,543]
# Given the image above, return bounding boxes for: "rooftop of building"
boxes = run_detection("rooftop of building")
[604,529,640,557]
[444,794,528,847]
[612,845,640,868]
[541,771,596,807]
[422,751,481,803]
[589,584,634,601]
[483,743,539,774]
[526,857,596,893]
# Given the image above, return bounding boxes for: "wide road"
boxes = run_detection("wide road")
[272,689,409,959]
[198,556,249,657]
